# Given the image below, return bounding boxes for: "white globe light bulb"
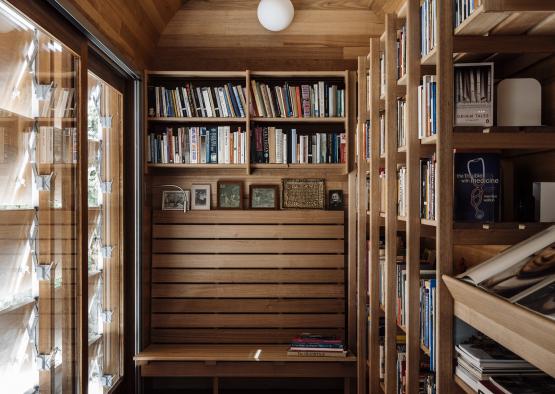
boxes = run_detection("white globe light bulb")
[257,0,295,32]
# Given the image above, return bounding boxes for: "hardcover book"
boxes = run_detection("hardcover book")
[454,152,500,222]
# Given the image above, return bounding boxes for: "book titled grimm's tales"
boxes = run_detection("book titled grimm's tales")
[454,152,500,222]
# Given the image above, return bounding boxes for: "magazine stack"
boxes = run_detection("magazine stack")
[287,334,346,358]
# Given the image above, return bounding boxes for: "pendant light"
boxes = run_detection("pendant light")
[257,0,295,32]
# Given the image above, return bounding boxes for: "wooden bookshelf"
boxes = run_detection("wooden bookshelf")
[145,70,351,174]
[361,1,555,393]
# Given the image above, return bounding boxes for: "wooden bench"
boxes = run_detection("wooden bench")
[134,344,357,393]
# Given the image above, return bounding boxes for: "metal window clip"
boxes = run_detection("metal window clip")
[35,173,54,191]
[99,116,112,128]
[35,263,52,281]
[100,180,113,194]
[100,375,114,388]
[100,245,113,258]
[36,353,52,370]
[101,309,113,323]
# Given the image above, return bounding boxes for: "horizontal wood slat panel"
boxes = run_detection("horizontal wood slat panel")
[152,254,345,268]
[153,224,344,239]
[151,314,345,328]
[154,210,344,224]
[153,239,344,254]
[152,269,344,283]
[151,328,345,344]
[151,299,345,313]
[152,284,344,298]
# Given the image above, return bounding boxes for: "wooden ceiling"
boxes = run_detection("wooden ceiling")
[152,0,385,70]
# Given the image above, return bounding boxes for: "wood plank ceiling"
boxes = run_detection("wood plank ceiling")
[153,0,386,70]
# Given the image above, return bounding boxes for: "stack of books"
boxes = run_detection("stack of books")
[250,80,345,118]
[149,83,247,118]
[455,336,543,393]
[287,334,346,358]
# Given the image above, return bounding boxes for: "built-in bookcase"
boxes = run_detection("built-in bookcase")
[360,1,555,394]
[144,71,351,175]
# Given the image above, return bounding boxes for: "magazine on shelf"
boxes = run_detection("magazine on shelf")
[458,225,555,319]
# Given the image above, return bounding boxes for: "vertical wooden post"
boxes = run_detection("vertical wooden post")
[406,0,422,393]
[245,70,251,176]
[212,377,219,394]
[348,170,358,351]
[356,55,368,394]
[384,13,399,394]
[436,0,455,392]
[368,36,382,394]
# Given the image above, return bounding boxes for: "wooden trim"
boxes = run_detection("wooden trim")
[348,171,358,351]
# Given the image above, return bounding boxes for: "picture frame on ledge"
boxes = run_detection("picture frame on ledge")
[162,190,190,211]
[217,181,243,209]
[328,190,344,210]
[249,185,280,210]
[191,184,211,210]
[282,178,325,209]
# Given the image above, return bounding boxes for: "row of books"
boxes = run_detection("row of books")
[39,86,75,118]
[418,75,437,139]
[420,278,437,371]
[420,155,436,221]
[397,98,407,148]
[454,0,481,29]
[420,0,437,58]
[287,334,346,358]
[37,126,78,164]
[250,81,345,119]
[396,26,407,80]
[251,127,346,164]
[148,84,247,118]
[397,166,407,217]
[455,335,555,393]
[146,126,247,165]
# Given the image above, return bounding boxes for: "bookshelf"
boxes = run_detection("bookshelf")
[362,1,555,393]
[144,70,351,176]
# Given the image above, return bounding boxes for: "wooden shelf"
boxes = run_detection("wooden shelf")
[397,145,407,153]
[453,127,555,149]
[419,134,437,145]
[453,222,551,245]
[251,117,346,123]
[397,74,407,86]
[443,275,555,377]
[420,48,437,66]
[250,163,345,170]
[420,218,437,227]
[147,117,247,123]
[454,375,475,394]
[147,163,247,169]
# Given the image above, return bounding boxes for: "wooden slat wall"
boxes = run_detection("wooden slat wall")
[151,210,346,345]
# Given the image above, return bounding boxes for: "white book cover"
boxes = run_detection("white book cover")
[291,129,297,164]
[275,128,283,164]
[282,134,287,164]
[233,131,238,164]
[189,127,198,164]
[224,126,230,164]
[313,83,319,117]
[299,135,304,164]
[202,88,213,117]
[316,133,321,164]
[318,81,325,117]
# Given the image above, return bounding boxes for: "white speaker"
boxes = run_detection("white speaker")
[497,78,541,126]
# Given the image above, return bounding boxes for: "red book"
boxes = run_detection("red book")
[295,86,303,118]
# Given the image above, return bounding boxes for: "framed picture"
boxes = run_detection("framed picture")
[328,190,344,210]
[249,185,279,210]
[161,190,190,211]
[217,181,243,209]
[191,184,211,210]
[282,178,325,209]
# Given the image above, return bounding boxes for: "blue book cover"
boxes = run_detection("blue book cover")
[454,152,500,222]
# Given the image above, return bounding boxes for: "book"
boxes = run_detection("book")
[454,152,500,222]
[458,225,555,315]
[286,350,348,358]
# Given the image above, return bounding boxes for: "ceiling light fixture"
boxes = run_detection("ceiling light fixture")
[257,0,294,32]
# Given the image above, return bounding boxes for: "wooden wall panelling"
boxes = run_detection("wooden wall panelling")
[405,1,421,393]
[356,55,368,394]
[436,0,455,392]
[153,0,384,71]
[367,36,382,394]
[384,13,398,394]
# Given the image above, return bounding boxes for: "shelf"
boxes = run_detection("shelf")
[420,218,437,227]
[148,117,247,123]
[420,343,431,357]
[453,222,551,245]
[453,127,555,149]
[419,134,437,145]
[397,145,406,153]
[443,275,555,377]
[420,48,437,66]
[251,117,346,123]
[454,375,475,394]
[147,163,247,169]
[397,216,407,222]
[397,74,407,86]
[251,163,345,170]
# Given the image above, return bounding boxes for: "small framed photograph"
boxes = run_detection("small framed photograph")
[282,178,325,209]
[162,190,190,211]
[249,185,279,210]
[217,181,243,209]
[191,184,211,210]
[328,190,344,210]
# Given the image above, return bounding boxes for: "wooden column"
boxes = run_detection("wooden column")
[367,37,382,394]
[384,13,399,394]
[436,0,455,392]
[356,55,368,394]
[405,1,422,393]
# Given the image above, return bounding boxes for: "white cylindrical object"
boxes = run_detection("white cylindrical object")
[257,0,294,32]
